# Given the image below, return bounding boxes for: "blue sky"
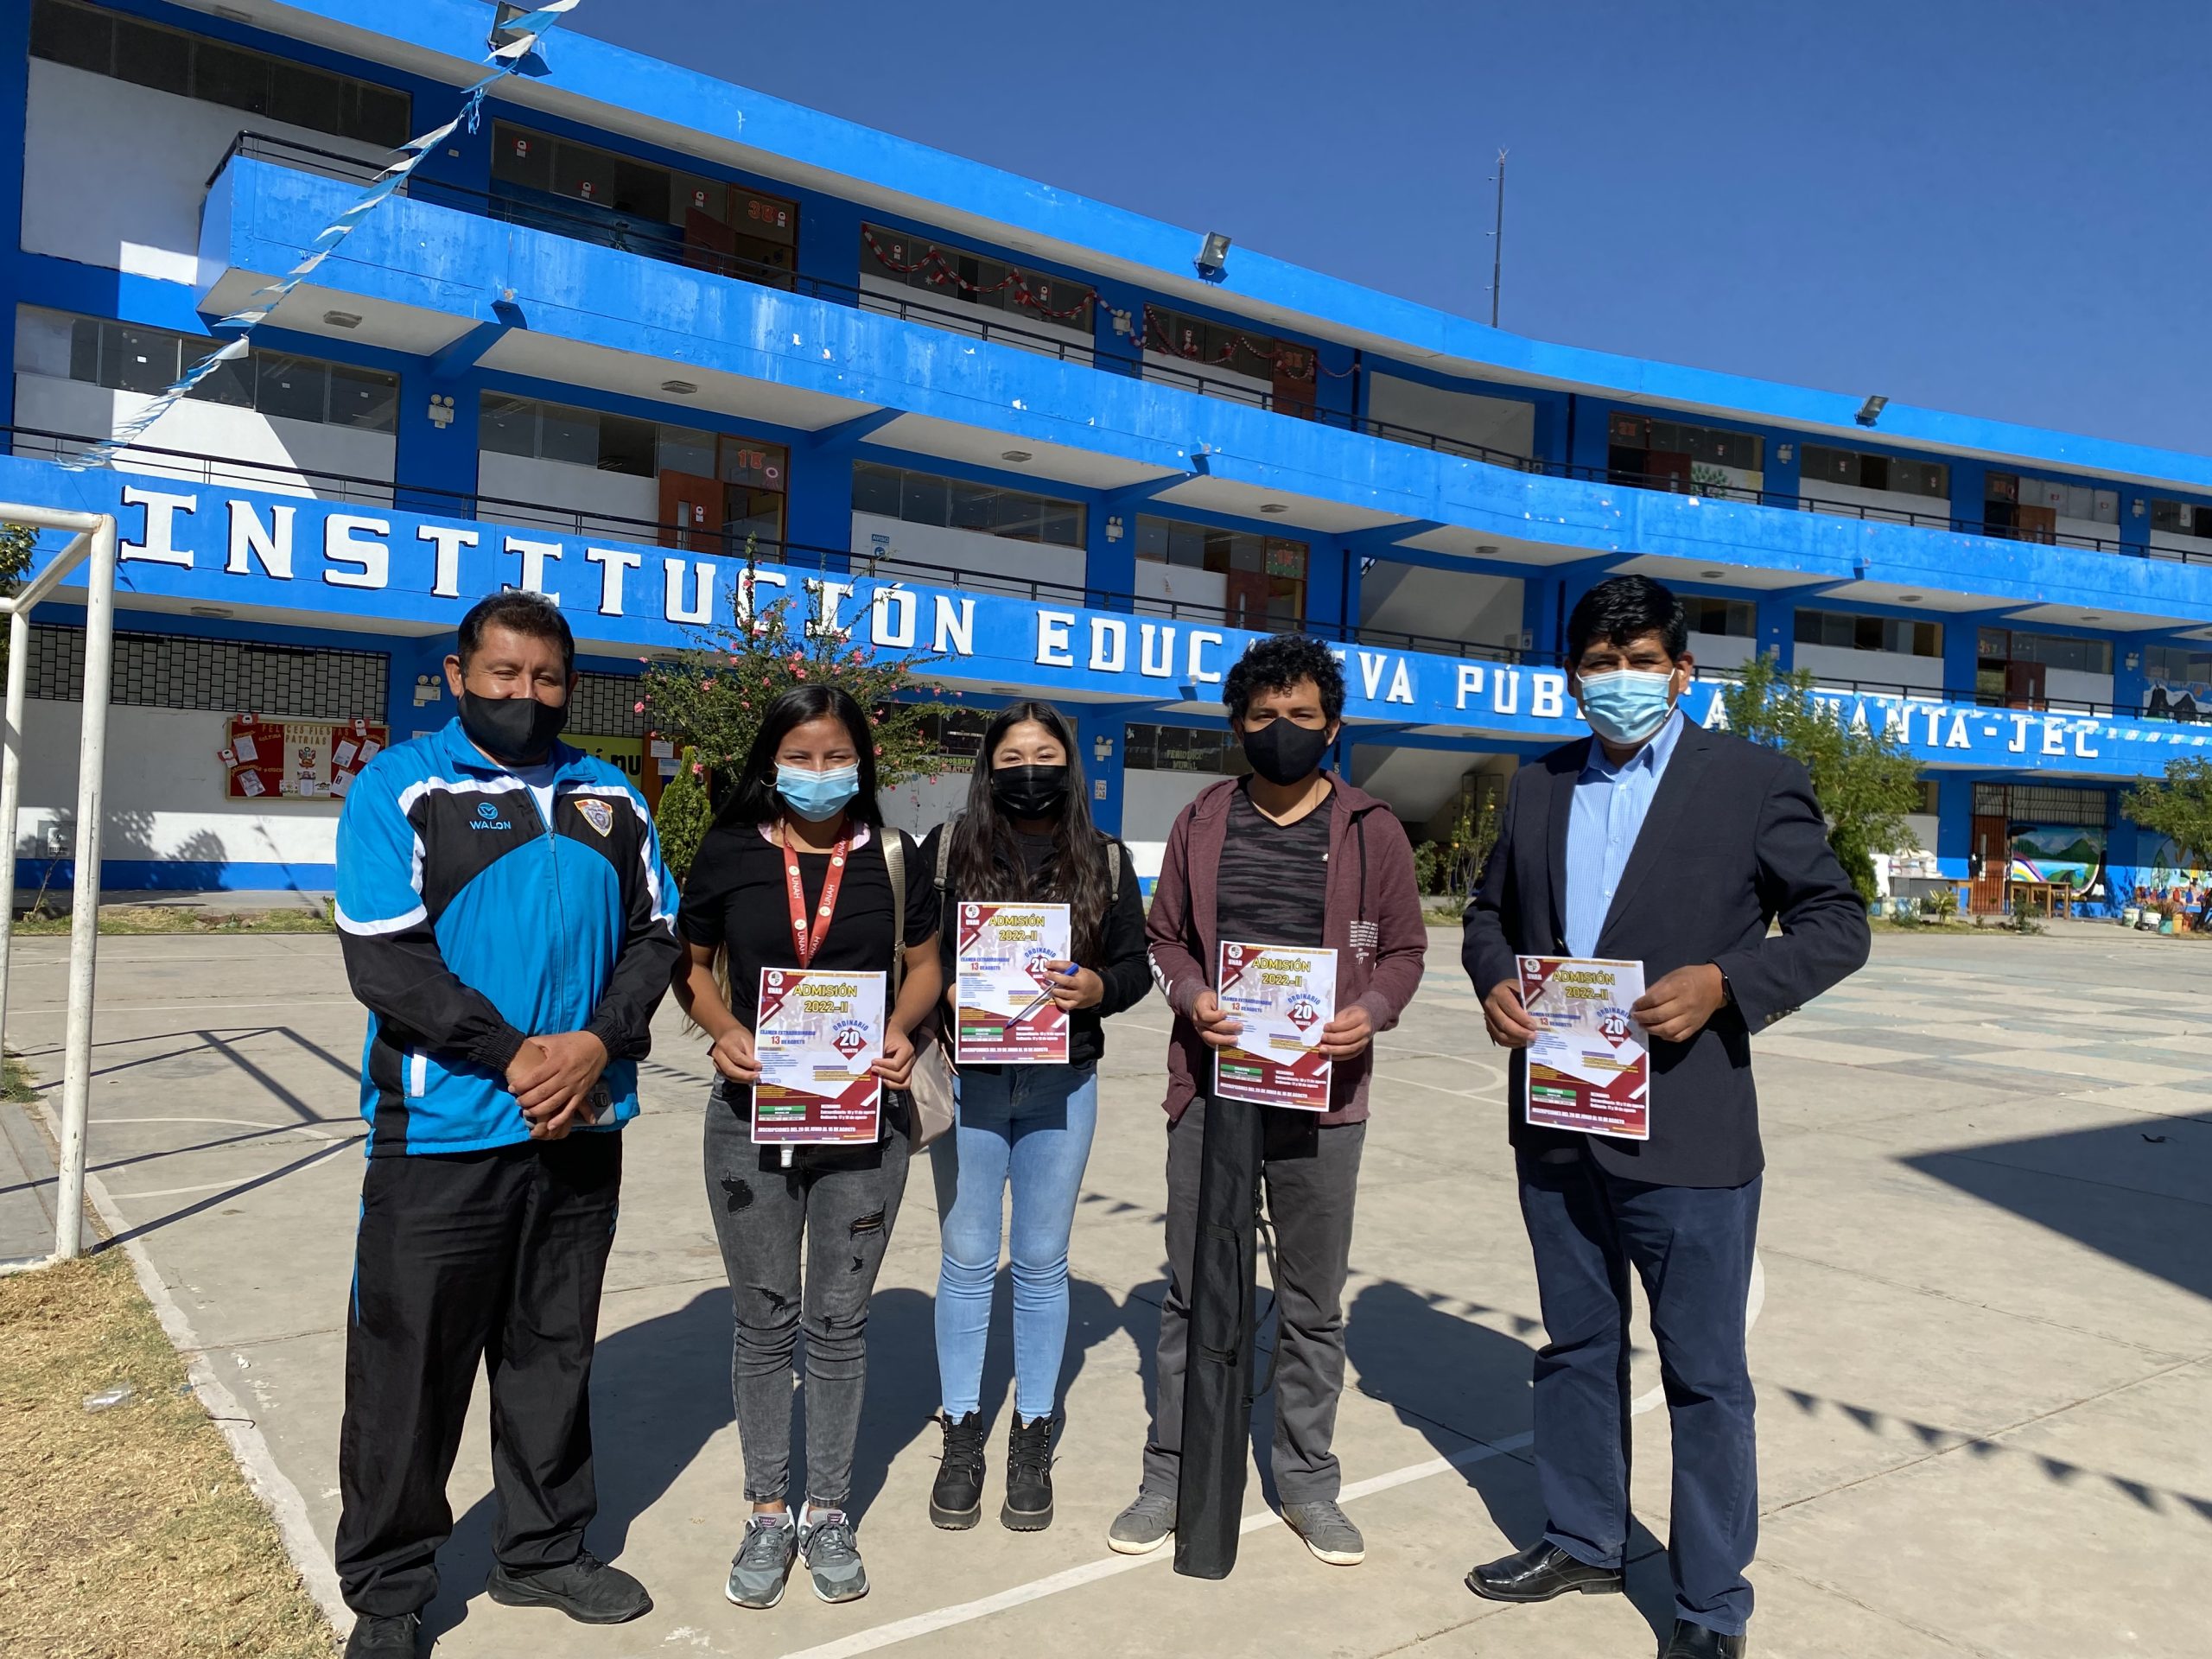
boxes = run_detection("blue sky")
[570,0,2212,455]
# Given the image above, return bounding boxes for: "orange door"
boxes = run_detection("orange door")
[1271,347,1319,421]
[658,470,723,552]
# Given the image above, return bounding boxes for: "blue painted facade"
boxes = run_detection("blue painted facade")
[4,0,2210,907]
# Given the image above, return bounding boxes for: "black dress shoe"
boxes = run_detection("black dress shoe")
[1662,1618,1747,1657]
[1464,1540,1624,1602]
[343,1611,420,1656]
[486,1550,652,1624]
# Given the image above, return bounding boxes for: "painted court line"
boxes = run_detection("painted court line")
[778,1252,1764,1659]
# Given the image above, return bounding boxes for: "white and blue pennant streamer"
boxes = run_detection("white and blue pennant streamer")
[61,1,585,473]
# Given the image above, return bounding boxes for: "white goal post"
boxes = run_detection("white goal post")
[0,503,119,1264]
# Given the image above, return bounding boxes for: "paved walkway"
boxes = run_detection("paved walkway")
[5,925,2209,1657]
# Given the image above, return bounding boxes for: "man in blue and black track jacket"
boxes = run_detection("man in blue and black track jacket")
[330,592,678,1657]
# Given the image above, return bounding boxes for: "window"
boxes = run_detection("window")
[30,0,410,146]
[1793,609,1943,658]
[1608,413,1763,476]
[1801,443,1948,500]
[569,673,649,739]
[1973,784,2107,828]
[1683,597,1755,638]
[1135,516,1308,629]
[56,314,397,432]
[490,122,798,278]
[29,626,386,718]
[477,393,786,494]
[1145,306,1313,390]
[1984,472,2120,538]
[2146,644,2212,686]
[1978,628,2111,677]
[850,462,1084,549]
[861,224,1095,331]
[1123,723,1249,775]
[1914,779,1941,817]
[2150,499,2212,540]
[912,707,993,760]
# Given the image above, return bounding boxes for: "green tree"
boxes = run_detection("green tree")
[639,551,947,882]
[0,524,32,672]
[2122,757,2212,877]
[1716,654,1923,902]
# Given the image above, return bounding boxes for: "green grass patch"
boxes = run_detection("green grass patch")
[12,903,336,937]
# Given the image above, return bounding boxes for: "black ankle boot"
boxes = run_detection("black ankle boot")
[1001,1413,1054,1531]
[930,1411,986,1529]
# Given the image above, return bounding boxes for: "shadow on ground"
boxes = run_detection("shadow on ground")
[1903,1119,2212,1302]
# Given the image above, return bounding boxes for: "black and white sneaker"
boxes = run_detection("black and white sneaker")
[724,1513,798,1610]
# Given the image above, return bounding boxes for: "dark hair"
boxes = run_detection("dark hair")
[947,701,1113,963]
[1223,632,1346,725]
[722,684,883,828]
[1566,575,1688,664]
[456,590,575,671]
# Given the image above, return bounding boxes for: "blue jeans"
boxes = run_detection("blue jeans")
[929,1063,1099,1422]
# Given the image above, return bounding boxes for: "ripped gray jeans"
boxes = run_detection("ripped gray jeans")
[702,1088,912,1506]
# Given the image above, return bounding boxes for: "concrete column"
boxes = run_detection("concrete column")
[1948,457,1990,536]
[1755,591,1796,667]
[785,444,855,574]
[1765,435,1804,506]
[387,635,454,743]
[1304,541,1355,639]
[2113,636,2151,717]
[393,366,481,519]
[1942,611,1986,703]
[1093,282,1144,378]
[1935,774,1975,880]
[795,193,864,295]
[1085,497,1136,611]
[1076,704,1128,836]
[0,0,29,436]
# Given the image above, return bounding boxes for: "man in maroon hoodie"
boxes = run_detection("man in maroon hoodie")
[1108,633,1427,1573]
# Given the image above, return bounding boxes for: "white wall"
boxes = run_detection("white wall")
[1363,374,1535,459]
[853,512,1084,595]
[12,365,395,500]
[1122,769,1220,878]
[1351,744,1485,832]
[1688,631,1759,671]
[2148,530,2209,561]
[2043,667,2115,709]
[879,768,970,841]
[1797,480,1943,523]
[1142,352,1270,404]
[11,703,340,873]
[1361,566,1522,651]
[1794,641,1945,692]
[477,452,658,538]
[22,60,397,283]
[1135,558,1228,614]
[858,276,1095,366]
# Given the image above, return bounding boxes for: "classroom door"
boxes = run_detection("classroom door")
[1970,814,2009,914]
[1271,348,1319,421]
[658,470,724,552]
[2004,660,2048,709]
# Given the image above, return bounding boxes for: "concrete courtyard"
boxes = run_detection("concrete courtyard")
[5,923,2209,1658]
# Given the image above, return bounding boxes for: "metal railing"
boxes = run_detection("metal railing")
[1,423,1536,666]
[203,130,2212,574]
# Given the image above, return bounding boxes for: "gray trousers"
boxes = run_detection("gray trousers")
[702,1095,911,1507]
[1141,1097,1365,1505]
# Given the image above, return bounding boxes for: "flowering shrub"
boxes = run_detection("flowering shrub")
[639,552,945,880]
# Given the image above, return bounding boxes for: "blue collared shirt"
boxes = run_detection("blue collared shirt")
[1563,706,1685,957]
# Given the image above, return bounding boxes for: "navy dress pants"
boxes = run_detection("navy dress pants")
[1516,1149,1761,1637]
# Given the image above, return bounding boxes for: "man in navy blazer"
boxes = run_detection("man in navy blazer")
[1460,575,1869,1659]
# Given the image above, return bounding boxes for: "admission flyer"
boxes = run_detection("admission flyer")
[752,967,885,1145]
[1214,940,1337,1111]
[954,900,1072,1065]
[1516,955,1650,1141]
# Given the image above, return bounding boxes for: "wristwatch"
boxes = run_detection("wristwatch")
[1716,967,1736,1007]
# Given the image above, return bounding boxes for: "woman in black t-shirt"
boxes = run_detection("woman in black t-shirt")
[673,685,939,1611]
[916,701,1148,1534]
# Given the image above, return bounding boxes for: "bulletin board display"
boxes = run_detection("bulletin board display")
[220,714,390,802]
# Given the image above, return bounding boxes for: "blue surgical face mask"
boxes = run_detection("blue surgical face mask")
[1576,668,1676,747]
[776,763,861,823]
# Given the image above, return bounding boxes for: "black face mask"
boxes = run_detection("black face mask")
[459,690,569,764]
[989,763,1070,819]
[1241,717,1332,786]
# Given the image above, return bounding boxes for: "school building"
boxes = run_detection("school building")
[3,0,2209,907]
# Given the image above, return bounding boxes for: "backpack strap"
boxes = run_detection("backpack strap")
[883,828,907,995]
[935,811,960,891]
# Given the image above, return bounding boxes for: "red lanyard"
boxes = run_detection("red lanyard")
[780,817,852,968]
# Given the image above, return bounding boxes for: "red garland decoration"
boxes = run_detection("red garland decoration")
[1139,307,1353,381]
[862,228,1097,323]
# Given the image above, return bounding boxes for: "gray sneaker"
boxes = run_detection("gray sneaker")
[1107,1489,1176,1555]
[724,1514,798,1610]
[1282,1498,1365,1566]
[799,1510,869,1604]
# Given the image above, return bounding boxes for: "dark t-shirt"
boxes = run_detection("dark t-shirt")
[1215,784,1332,952]
[677,820,936,1112]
